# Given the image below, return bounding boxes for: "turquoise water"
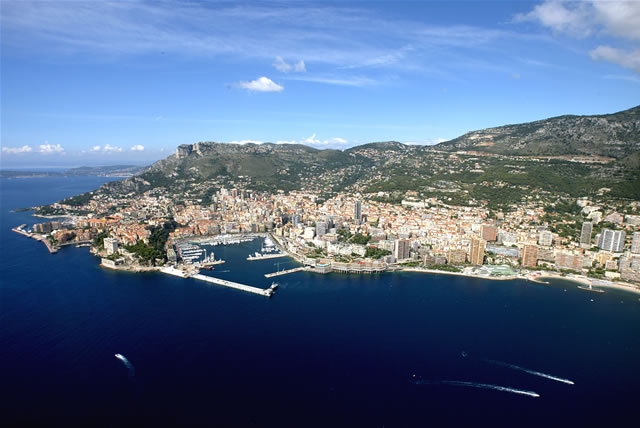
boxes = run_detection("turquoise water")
[1,177,640,426]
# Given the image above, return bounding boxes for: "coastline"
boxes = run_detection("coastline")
[401,266,520,282]
[538,274,640,296]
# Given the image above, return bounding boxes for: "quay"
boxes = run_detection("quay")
[201,259,225,266]
[12,227,59,253]
[161,266,189,278]
[264,267,307,278]
[191,273,277,297]
[247,253,288,261]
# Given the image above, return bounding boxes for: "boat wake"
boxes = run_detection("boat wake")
[115,353,135,377]
[411,376,539,398]
[484,359,574,385]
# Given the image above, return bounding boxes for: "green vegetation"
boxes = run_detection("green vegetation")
[337,229,371,245]
[365,247,392,259]
[124,220,180,265]
[63,192,93,206]
[125,240,162,264]
[93,231,109,249]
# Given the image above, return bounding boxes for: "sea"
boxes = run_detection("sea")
[1,176,640,427]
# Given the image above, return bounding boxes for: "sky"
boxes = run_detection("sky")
[1,0,639,168]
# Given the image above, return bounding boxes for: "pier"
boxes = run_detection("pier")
[247,253,288,261]
[191,273,276,297]
[265,267,307,278]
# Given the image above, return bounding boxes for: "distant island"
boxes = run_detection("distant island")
[10,105,640,294]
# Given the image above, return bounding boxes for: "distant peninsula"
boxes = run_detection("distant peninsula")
[0,165,147,179]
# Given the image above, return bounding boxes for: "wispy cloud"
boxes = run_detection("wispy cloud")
[237,76,283,92]
[2,145,33,154]
[1,2,538,77]
[273,56,306,72]
[603,74,640,83]
[130,144,145,151]
[590,46,640,73]
[284,75,379,87]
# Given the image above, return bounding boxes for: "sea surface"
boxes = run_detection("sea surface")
[1,177,640,427]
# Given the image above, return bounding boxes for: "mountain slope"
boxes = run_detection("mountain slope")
[435,105,640,159]
[91,106,640,207]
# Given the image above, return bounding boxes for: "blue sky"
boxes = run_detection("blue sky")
[1,0,639,167]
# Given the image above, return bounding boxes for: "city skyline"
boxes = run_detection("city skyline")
[2,0,640,167]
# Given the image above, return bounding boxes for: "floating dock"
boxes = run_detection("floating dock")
[264,267,307,278]
[247,253,288,261]
[191,273,276,297]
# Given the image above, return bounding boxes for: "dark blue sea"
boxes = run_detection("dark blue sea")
[2,177,640,427]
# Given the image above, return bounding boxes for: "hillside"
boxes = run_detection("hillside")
[436,105,640,161]
[90,106,640,209]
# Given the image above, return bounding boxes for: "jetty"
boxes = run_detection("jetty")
[191,274,277,297]
[247,253,287,261]
[265,266,307,278]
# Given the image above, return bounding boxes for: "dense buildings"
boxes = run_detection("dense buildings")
[394,239,410,262]
[23,172,640,286]
[353,200,362,224]
[469,237,486,266]
[632,232,640,254]
[538,230,553,247]
[481,225,497,242]
[521,245,538,268]
[599,229,626,253]
[580,222,592,247]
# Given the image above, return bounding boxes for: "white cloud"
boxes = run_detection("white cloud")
[237,76,283,92]
[39,143,64,153]
[103,144,123,152]
[90,145,101,151]
[273,56,306,72]
[590,46,640,73]
[591,1,640,40]
[130,144,145,151]
[516,1,593,38]
[518,1,640,40]
[301,134,349,146]
[518,1,640,73]
[2,145,33,154]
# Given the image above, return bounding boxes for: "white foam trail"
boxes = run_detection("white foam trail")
[485,359,574,385]
[411,377,539,398]
[442,381,540,398]
[115,353,135,377]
